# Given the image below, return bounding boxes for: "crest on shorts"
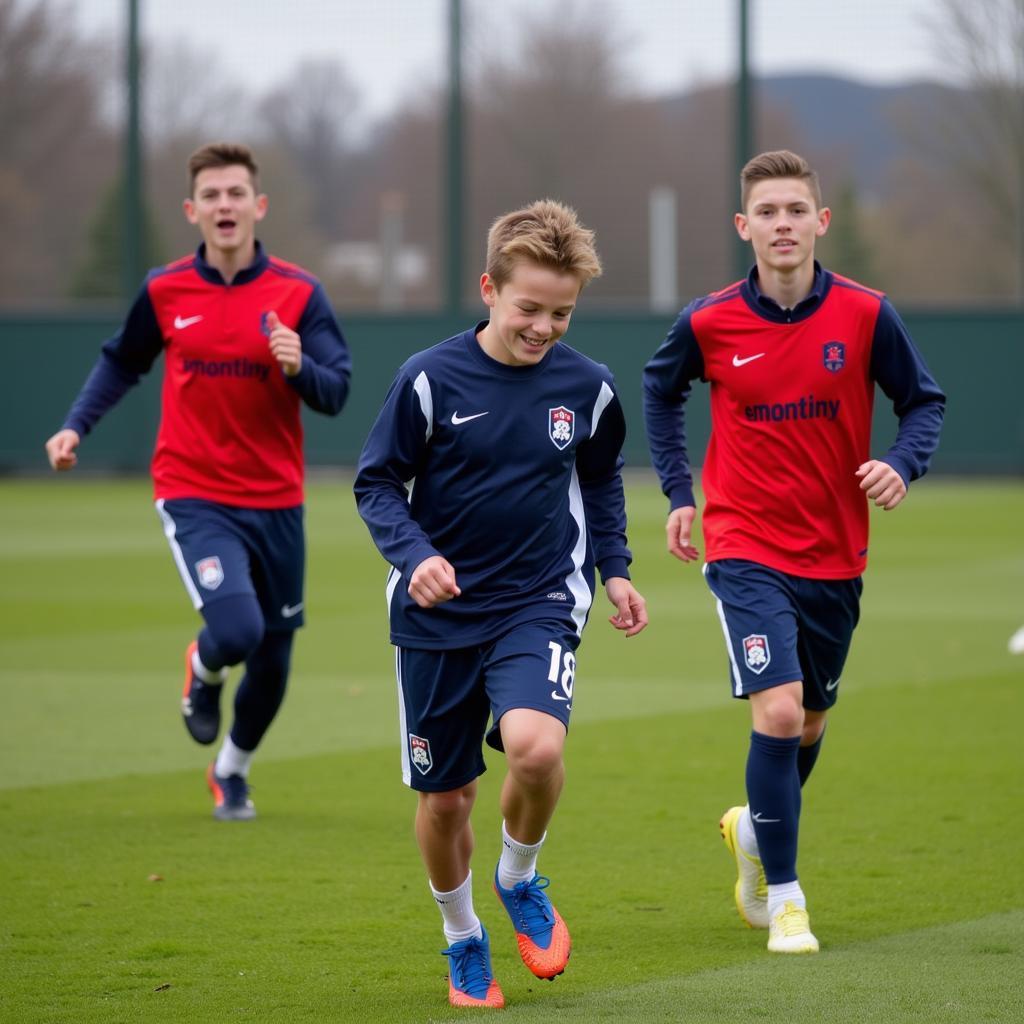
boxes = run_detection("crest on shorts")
[549,406,575,450]
[195,556,224,590]
[742,633,771,674]
[823,340,845,373]
[409,734,433,775]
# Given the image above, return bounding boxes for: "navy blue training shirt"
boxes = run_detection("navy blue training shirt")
[354,325,633,649]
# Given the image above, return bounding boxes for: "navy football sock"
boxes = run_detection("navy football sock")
[797,728,825,787]
[746,730,801,885]
[230,630,294,751]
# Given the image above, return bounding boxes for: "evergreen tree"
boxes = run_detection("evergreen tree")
[70,176,164,300]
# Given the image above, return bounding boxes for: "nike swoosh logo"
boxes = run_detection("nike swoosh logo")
[751,812,781,823]
[280,602,304,618]
[732,352,766,367]
[825,678,840,691]
[451,411,489,425]
[174,315,204,329]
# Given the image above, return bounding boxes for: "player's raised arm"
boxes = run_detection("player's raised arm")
[283,282,352,415]
[265,310,302,377]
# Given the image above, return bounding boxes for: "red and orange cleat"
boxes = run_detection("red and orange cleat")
[494,870,571,980]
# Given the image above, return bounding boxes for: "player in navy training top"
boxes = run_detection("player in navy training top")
[45,143,352,821]
[643,151,944,954]
[355,200,647,1009]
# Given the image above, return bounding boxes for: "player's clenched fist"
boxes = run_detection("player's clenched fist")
[45,428,81,471]
[265,310,302,377]
[408,555,462,609]
[855,459,907,511]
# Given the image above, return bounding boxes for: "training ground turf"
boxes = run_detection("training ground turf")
[1,475,1022,1023]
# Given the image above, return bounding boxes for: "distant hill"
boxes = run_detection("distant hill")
[661,73,958,195]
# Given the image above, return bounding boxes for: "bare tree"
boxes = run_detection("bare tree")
[0,0,115,305]
[258,59,362,238]
[924,0,1024,300]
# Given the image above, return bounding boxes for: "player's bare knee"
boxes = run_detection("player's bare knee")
[506,738,564,789]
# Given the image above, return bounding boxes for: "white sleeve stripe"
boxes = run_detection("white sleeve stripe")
[590,380,615,437]
[413,370,434,441]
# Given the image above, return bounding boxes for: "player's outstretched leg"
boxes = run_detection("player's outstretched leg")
[494,868,571,979]
[181,640,226,745]
[719,805,769,928]
[442,925,505,1009]
[205,761,255,821]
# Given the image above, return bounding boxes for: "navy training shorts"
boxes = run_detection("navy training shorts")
[394,619,580,792]
[703,558,862,710]
[156,498,306,631]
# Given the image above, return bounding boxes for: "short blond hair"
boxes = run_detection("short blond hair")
[187,142,259,195]
[485,199,602,290]
[740,150,821,211]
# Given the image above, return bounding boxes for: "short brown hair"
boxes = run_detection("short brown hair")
[187,142,259,195]
[740,150,821,211]
[485,199,602,290]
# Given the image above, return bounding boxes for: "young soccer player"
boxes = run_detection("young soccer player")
[643,150,945,953]
[355,199,647,1008]
[45,142,352,821]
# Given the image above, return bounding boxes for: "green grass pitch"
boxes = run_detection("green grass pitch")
[1,474,1022,1023]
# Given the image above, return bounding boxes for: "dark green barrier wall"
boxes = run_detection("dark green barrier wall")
[2,309,1021,475]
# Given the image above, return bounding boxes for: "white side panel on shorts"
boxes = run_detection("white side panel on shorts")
[704,563,743,696]
[395,646,411,787]
[155,499,203,610]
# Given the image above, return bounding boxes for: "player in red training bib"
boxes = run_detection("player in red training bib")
[45,143,352,821]
[643,150,944,953]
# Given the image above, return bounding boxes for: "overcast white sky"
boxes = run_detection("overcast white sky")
[71,0,948,127]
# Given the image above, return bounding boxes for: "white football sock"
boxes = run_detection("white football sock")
[738,806,760,858]
[497,821,545,889]
[767,880,806,920]
[192,647,228,684]
[431,871,482,944]
[215,735,253,779]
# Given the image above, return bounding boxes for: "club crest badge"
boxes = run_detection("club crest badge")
[195,556,224,590]
[549,406,575,450]
[409,734,433,775]
[823,340,846,373]
[742,633,771,674]
[260,311,273,337]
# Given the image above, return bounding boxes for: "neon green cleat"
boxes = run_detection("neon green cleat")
[767,901,819,954]
[719,805,769,929]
